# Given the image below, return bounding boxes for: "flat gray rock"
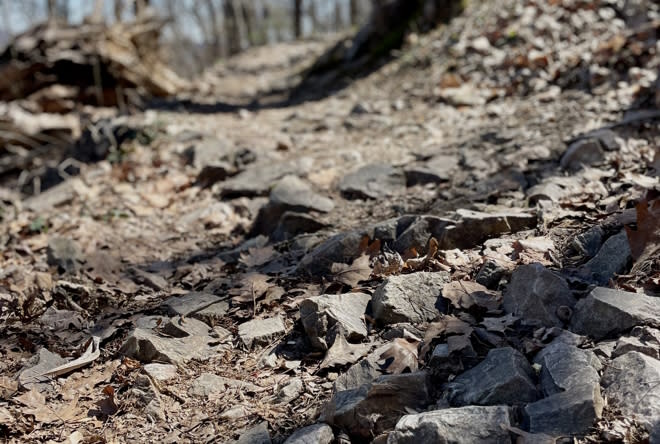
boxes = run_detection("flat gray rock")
[389,405,513,444]
[560,138,605,171]
[192,301,230,326]
[612,327,660,359]
[143,363,177,381]
[284,424,334,444]
[300,293,371,350]
[372,272,450,324]
[162,292,223,317]
[189,373,261,397]
[221,157,313,197]
[524,384,603,436]
[18,348,68,390]
[602,351,660,431]
[47,237,82,273]
[339,163,405,199]
[570,287,660,340]
[238,316,286,348]
[272,211,328,241]
[503,263,575,327]
[445,347,539,405]
[234,421,271,444]
[333,358,382,392]
[277,378,304,404]
[578,230,631,285]
[322,372,430,440]
[404,155,459,185]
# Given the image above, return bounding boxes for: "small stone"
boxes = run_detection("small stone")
[143,363,177,381]
[475,260,507,289]
[272,211,328,241]
[192,301,230,326]
[471,36,492,53]
[572,226,604,258]
[389,405,512,444]
[47,237,82,273]
[234,421,271,444]
[445,347,539,406]
[404,155,459,186]
[333,359,382,392]
[189,373,261,397]
[560,138,605,171]
[578,230,631,285]
[503,263,576,327]
[440,85,487,106]
[372,272,450,325]
[284,424,334,444]
[300,293,371,350]
[570,287,660,340]
[238,316,286,348]
[277,378,304,404]
[162,292,223,317]
[534,341,601,396]
[131,268,168,291]
[612,335,660,360]
[270,175,334,213]
[440,209,537,250]
[339,164,405,199]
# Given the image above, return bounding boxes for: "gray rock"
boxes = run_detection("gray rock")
[162,292,223,317]
[131,268,168,291]
[120,316,223,364]
[524,384,603,436]
[578,230,631,285]
[184,138,255,187]
[613,333,660,360]
[404,155,459,186]
[586,129,620,151]
[47,237,82,273]
[272,212,328,241]
[189,373,261,397]
[238,316,286,348]
[560,138,605,171]
[277,378,304,404]
[322,372,430,440]
[534,341,600,396]
[391,216,451,254]
[572,226,604,258]
[284,424,334,444]
[339,164,406,199]
[234,421,271,444]
[333,359,382,392]
[143,363,177,381]
[445,347,538,406]
[192,301,230,326]
[18,348,68,390]
[24,178,80,212]
[570,287,660,340]
[300,293,371,350]
[602,351,660,431]
[503,263,576,327]
[372,272,450,325]
[475,259,507,289]
[439,209,537,250]
[221,157,313,197]
[389,405,513,444]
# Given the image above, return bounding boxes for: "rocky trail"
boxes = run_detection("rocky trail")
[1,0,660,443]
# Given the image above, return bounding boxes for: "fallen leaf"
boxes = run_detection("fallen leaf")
[16,389,83,424]
[96,385,119,416]
[442,281,502,312]
[0,376,18,400]
[626,199,660,262]
[320,334,371,369]
[42,336,101,378]
[230,273,271,304]
[331,254,372,288]
[379,338,419,374]
[240,246,277,268]
[420,316,473,357]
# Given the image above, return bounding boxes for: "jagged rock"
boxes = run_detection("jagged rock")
[131,268,168,291]
[372,272,450,324]
[300,293,371,350]
[333,359,382,392]
[322,372,430,440]
[47,237,82,273]
[602,351,660,432]
[238,316,286,348]
[277,378,304,404]
[445,347,539,406]
[578,230,631,285]
[221,157,314,197]
[339,163,406,199]
[439,209,537,250]
[404,155,459,185]
[503,263,575,327]
[391,215,451,253]
[534,341,601,396]
[193,301,230,326]
[524,384,603,436]
[184,138,256,187]
[475,259,507,289]
[612,327,660,359]
[120,316,223,364]
[284,424,334,444]
[234,421,271,444]
[189,373,261,397]
[272,211,328,241]
[162,292,224,316]
[18,348,68,390]
[572,225,605,258]
[252,175,333,236]
[560,138,605,171]
[143,363,177,381]
[569,287,660,340]
[389,405,513,444]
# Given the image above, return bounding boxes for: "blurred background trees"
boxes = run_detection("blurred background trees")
[0,0,372,77]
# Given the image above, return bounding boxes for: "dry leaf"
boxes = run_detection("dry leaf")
[16,390,83,424]
[240,246,277,268]
[0,376,18,400]
[626,199,660,262]
[96,385,119,416]
[42,336,101,378]
[230,273,271,303]
[320,334,371,369]
[331,254,372,288]
[420,316,473,357]
[442,281,502,312]
[379,338,419,374]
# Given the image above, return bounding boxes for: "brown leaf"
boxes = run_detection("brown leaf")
[240,246,276,268]
[320,334,371,369]
[442,281,502,312]
[331,254,372,288]
[0,376,18,400]
[96,385,119,416]
[420,316,473,357]
[16,390,83,424]
[379,338,419,374]
[626,199,660,261]
[230,273,271,304]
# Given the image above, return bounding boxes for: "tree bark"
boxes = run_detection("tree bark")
[223,0,241,55]
[293,0,302,38]
[350,0,359,26]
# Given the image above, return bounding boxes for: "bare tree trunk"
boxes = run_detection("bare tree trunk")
[240,0,257,46]
[349,0,360,26]
[334,0,342,31]
[47,0,56,23]
[223,0,241,55]
[113,0,123,22]
[90,0,105,23]
[134,0,150,17]
[204,0,222,58]
[293,0,302,38]
[308,0,319,33]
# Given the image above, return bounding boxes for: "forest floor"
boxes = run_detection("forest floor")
[1,1,659,443]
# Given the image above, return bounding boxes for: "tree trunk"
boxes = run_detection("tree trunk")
[47,0,56,23]
[114,0,124,22]
[334,0,342,31]
[134,0,150,17]
[90,0,105,23]
[293,0,302,38]
[240,0,258,46]
[350,0,359,26]
[223,0,241,55]
[204,0,222,59]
